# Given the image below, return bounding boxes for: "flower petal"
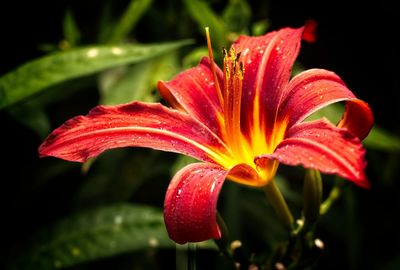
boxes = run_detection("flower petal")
[302,19,318,43]
[228,163,265,186]
[231,26,304,141]
[338,98,374,140]
[164,162,228,244]
[258,119,369,188]
[158,57,224,137]
[279,68,374,140]
[39,101,229,163]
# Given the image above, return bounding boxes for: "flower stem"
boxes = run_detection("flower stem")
[303,169,323,230]
[214,212,232,258]
[187,243,197,270]
[320,178,343,215]
[263,179,294,230]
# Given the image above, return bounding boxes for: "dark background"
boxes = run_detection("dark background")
[0,0,399,269]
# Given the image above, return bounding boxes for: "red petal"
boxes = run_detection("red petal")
[228,163,264,186]
[259,119,369,188]
[279,69,374,140]
[164,163,228,244]
[302,19,318,43]
[158,57,225,137]
[338,99,374,140]
[231,26,304,140]
[39,102,228,163]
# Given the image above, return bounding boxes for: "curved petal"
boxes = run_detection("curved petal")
[164,163,228,244]
[302,19,318,43]
[231,26,304,141]
[338,99,374,140]
[258,119,369,188]
[228,163,265,186]
[39,101,229,164]
[158,57,225,137]
[279,69,374,140]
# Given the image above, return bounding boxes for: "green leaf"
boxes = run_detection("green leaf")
[99,52,179,105]
[107,0,153,44]
[223,0,252,33]
[364,126,400,151]
[305,102,344,124]
[98,1,113,43]
[183,0,227,49]
[182,47,208,68]
[251,19,270,36]
[0,40,192,109]
[14,204,174,270]
[63,9,81,47]
[170,155,197,175]
[7,100,50,139]
[73,150,170,208]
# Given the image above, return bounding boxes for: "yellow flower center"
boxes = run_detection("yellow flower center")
[205,28,287,186]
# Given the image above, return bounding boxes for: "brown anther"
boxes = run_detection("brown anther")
[239,62,244,77]
[236,52,241,61]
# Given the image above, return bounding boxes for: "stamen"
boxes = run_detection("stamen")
[223,50,231,135]
[232,62,243,147]
[222,47,249,161]
[205,27,224,108]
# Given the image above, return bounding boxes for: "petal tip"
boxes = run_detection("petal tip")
[302,19,318,43]
[163,163,226,244]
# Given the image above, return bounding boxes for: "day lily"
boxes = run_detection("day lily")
[39,23,373,244]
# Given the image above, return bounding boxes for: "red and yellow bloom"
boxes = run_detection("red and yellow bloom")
[39,24,373,244]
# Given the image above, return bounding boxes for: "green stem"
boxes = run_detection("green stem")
[187,243,197,270]
[303,169,323,230]
[320,180,343,215]
[214,212,232,258]
[263,179,294,230]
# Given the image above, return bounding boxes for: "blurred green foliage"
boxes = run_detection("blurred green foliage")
[0,0,398,269]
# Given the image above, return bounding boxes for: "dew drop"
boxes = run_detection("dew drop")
[87,48,99,58]
[111,47,124,55]
[114,215,123,225]
[315,238,325,249]
[210,181,216,193]
[148,237,159,247]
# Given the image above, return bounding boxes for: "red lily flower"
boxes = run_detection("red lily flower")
[39,24,373,244]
